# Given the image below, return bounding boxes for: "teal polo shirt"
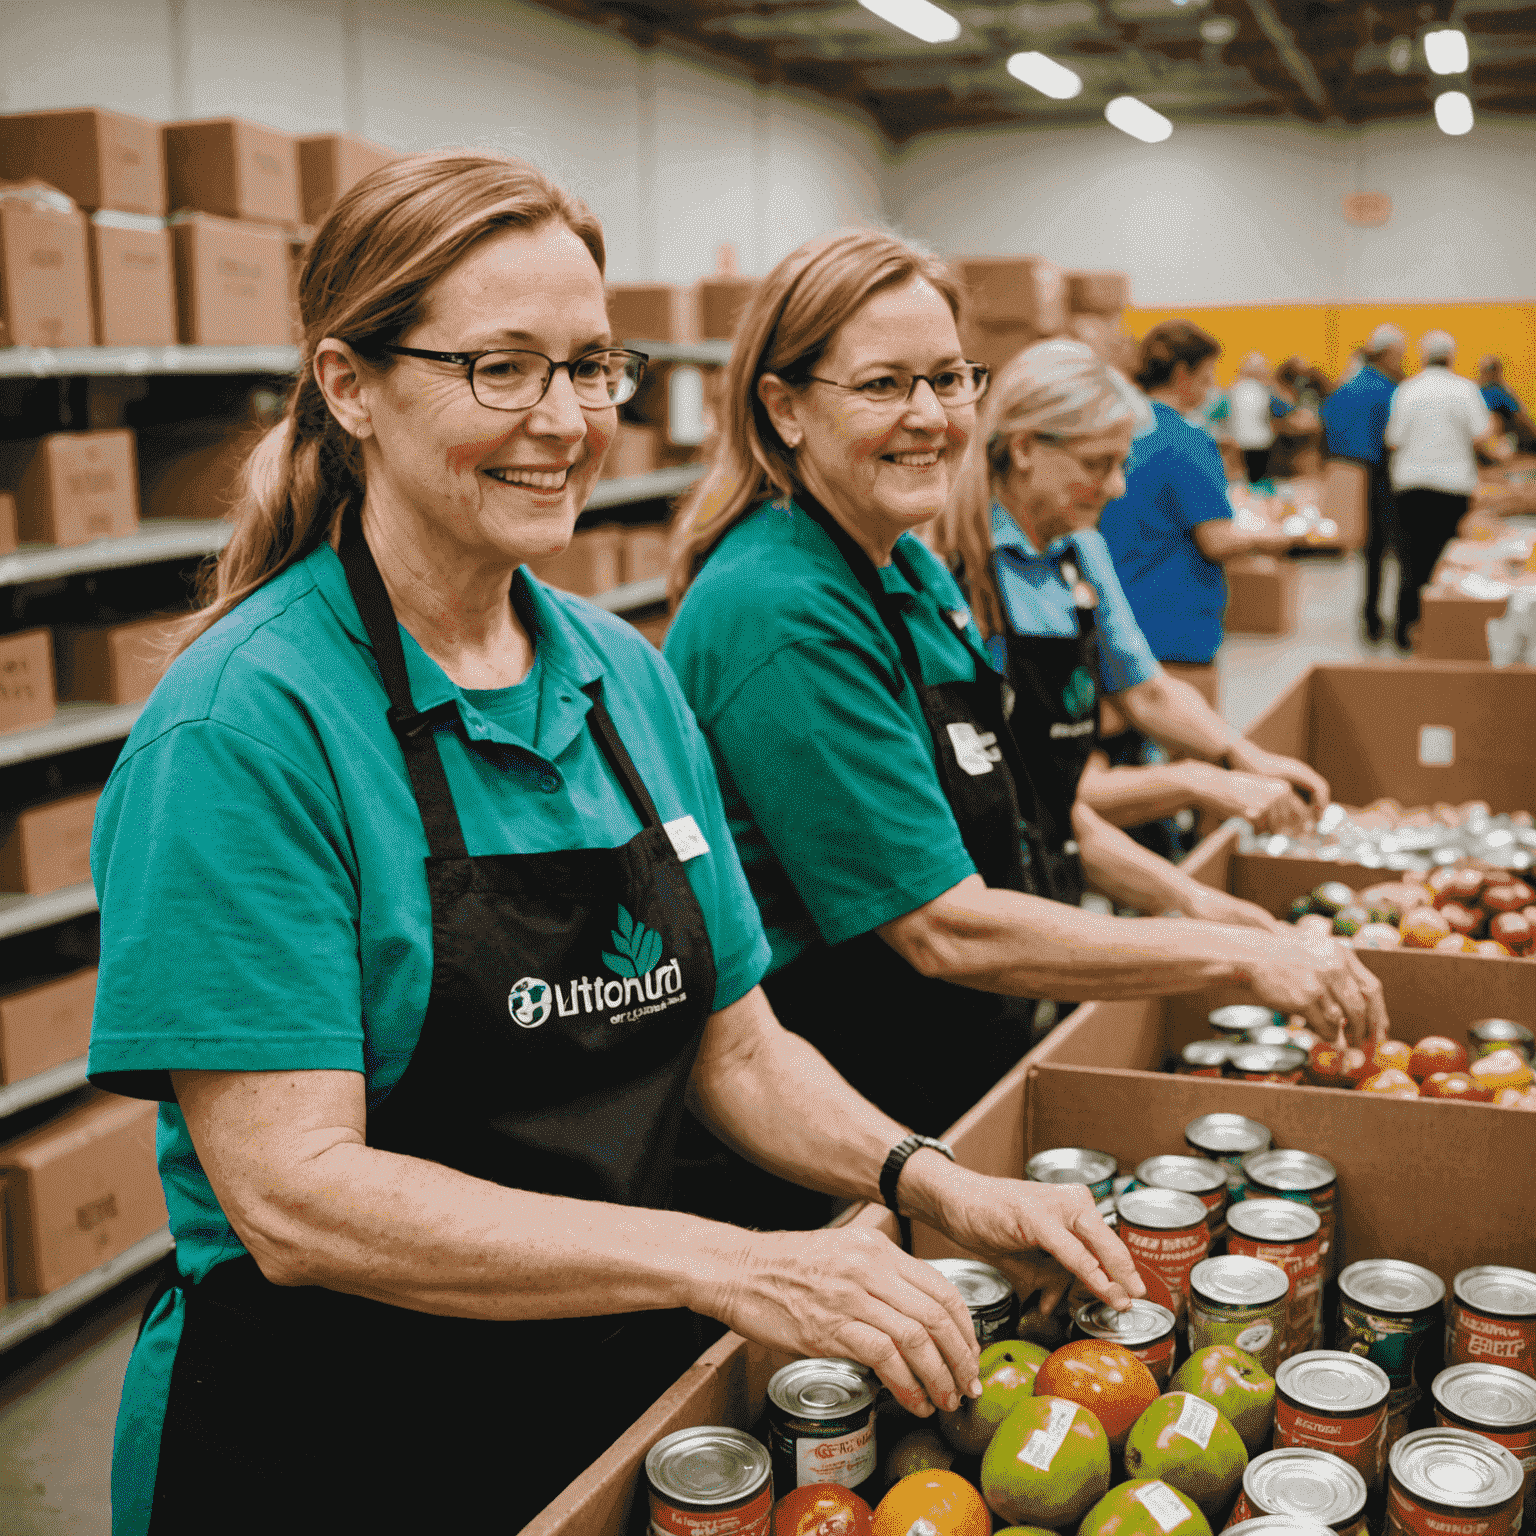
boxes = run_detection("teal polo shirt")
[89,541,769,1536]
[664,498,990,976]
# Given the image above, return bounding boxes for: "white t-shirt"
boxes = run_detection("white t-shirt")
[1228,377,1275,449]
[1385,365,1493,495]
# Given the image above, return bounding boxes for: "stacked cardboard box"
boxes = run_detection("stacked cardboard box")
[952,255,1067,379]
[0,790,101,895]
[0,629,56,736]
[54,613,179,705]
[0,429,139,546]
[1224,554,1300,635]
[0,969,96,1085]
[0,183,94,348]
[297,133,397,225]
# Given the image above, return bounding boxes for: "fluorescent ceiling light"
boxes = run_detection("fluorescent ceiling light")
[857,0,961,44]
[1007,50,1083,99]
[1105,95,1173,142]
[1424,28,1469,74]
[1434,89,1474,134]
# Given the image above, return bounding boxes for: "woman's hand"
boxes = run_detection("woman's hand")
[707,1224,983,1417]
[1238,928,1388,1043]
[1181,882,1285,933]
[1190,762,1312,835]
[1226,741,1331,813]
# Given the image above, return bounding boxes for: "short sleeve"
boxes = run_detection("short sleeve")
[1074,533,1162,694]
[705,640,976,948]
[88,719,364,1100]
[1166,437,1234,532]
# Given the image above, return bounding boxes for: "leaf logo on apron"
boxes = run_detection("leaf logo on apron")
[1062,665,1098,721]
[603,904,664,977]
[509,906,687,1028]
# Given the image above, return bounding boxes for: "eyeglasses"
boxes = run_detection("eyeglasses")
[1033,433,1129,483]
[801,363,990,410]
[380,344,648,412]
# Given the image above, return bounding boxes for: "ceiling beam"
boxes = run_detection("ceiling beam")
[1241,0,1332,115]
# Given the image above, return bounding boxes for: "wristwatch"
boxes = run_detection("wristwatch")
[880,1133,956,1215]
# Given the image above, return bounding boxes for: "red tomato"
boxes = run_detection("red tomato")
[774,1483,874,1536]
[1407,1035,1469,1080]
[1033,1338,1160,1452]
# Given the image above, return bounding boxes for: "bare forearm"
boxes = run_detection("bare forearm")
[1115,674,1235,763]
[1078,758,1220,826]
[1074,803,1200,916]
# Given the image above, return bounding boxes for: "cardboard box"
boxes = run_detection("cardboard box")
[0,967,96,1085]
[0,430,139,547]
[54,613,179,705]
[138,416,257,522]
[526,527,625,597]
[0,1092,167,1297]
[951,255,1067,332]
[695,276,758,340]
[88,212,177,346]
[0,491,16,555]
[170,213,292,345]
[606,283,697,344]
[1066,270,1130,315]
[959,319,1042,382]
[623,525,670,584]
[1224,554,1300,635]
[297,133,396,225]
[1416,592,1500,662]
[0,790,100,895]
[0,185,93,348]
[163,117,301,227]
[599,423,661,482]
[1320,458,1368,552]
[0,108,166,216]
[0,629,57,736]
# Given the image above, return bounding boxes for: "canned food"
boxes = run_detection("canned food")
[1097,1196,1119,1230]
[1182,1040,1233,1077]
[1276,1350,1393,1494]
[1450,1268,1536,1380]
[1227,1447,1371,1536]
[645,1426,773,1536]
[1242,1150,1338,1279]
[766,1359,876,1495]
[1072,1298,1179,1387]
[1226,1198,1324,1359]
[1137,1155,1230,1237]
[1026,1146,1117,1201]
[1189,1255,1290,1375]
[1187,1113,1273,1201]
[1340,1260,1447,1446]
[1226,1520,1337,1536]
[1470,1020,1535,1063]
[1432,1363,1536,1532]
[1212,1004,1284,1041]
[1116,1187,1211,1326]
[927,1258,1017,1347]
[1385,1428,1525,1536]
[1230,1044,1309,1083]
[1249,1024,1302,1048]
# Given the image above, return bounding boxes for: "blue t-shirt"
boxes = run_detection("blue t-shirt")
[988,503,1161,695]
[1321,364,1396,465]
[1097,401,1233,666]
[1482,383,1524,423]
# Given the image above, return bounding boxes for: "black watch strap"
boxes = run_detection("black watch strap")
[880,1133,956,1215]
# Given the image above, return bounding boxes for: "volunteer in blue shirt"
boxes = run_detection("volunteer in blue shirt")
[664,231,1384,1235]
[1479,356,1536,453]
[1098,321,1296,671]
[87,153,1147,1536]
[930,337,1321,923]
[1321,323,1404,643]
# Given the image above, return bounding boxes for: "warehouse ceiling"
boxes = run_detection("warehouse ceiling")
[533,0,1536,137]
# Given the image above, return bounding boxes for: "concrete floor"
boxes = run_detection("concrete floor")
[0,551,1395,1534]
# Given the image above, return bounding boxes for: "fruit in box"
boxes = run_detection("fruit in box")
[1489,911,1534,955]
[1421,1071,1493,1103]
[1167,1347,1275,1456]
[1309,881,1356,917]
[1439,903,1481,938]
[1122,1393,1249,1519]
[1306,1041,1371,1088]
[938,1340,1049,1456]
[1484,880,1535,915]
[1401,908,1452,949]
[873,1470,987,1536]
[1354,922,1402,949]
[1358,1068,1420,1097]
[1474,939,1513,957]
[1032,1340,1161,1454]
[1076,1479,1213,1536]
[979,1396,1111,1527]
[1470,1047,1534,1092]
[1331,905,1369,938]
[1436,934,1478,954]
[1370,1039,1413,1074]
[884,1426,954,1484]
[777,1483,875,1535]
[1407,1035,1468,1079]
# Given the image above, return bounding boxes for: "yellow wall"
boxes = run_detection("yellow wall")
[1122,302,1536,408]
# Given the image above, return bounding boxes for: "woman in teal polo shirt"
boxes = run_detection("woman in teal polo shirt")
[664,231,1386,1233]
[88,153,1142,1536]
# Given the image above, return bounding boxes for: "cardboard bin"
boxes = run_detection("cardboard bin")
[0,1092,167,1297]
[54,613,179,705]
[0,629,57,736]
[0,430,139,547]
[526,527,625,597]
[170,212,292,345]
[88,212,177,346]
[1224,555,1300,635]
[951,255,1067,333]
[0,108,166,216]
[599,423,661,482]
[163,117,301,228]
[1066,270,1130,316]
[696,276,758,340]
[0,185,93,348]
[0,967,96,1086]
[960,319,1043,382]
[1319,458,1368,552]
[297,133,396,225]
[607,283,697,344]
[0,790,101,895]
[1416,592,1501,663]
[0,491,17,555]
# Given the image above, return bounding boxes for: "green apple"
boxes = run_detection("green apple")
[1169,1346,1276,1456]
[1123,1391,1249,1519]
[981,1394,1111,1528]
[882,1425,954,1485]
[938,1340,1051,1457]
[1077,1479,1214,1536]
[996,1529,1064,1536]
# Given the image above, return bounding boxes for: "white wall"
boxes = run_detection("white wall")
[0,0,891,282]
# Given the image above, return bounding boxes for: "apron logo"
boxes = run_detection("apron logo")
[1062,666,1097,720]
[507,977,554,1028]
[946,721,1001,776]
[602,904,664,977]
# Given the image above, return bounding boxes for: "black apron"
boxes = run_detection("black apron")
[676,499,1055,1235]
[145,518,719,1534]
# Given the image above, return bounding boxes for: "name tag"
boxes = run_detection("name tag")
[1049,720,1097,739]
[664,814,710,861]
[946,721,1001,776]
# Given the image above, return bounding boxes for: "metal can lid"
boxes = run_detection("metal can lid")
[1137,1154,1228,1196]
[1247,1024,1299,1048]
[1096,1196,1118,1230]
[1226,1519,1337,1536]
[1277,1350,1392,1412]
[1230,1044,1309,1073]
[1192,1254,1290,1308]
[927,1258,1015,1312]
[1469,1018,1535,1049]
[1227,1198,1321,1241]
[1186,1112,1272,1156]
[1245,1447,1369,1525]
[1432,1364,1536,1430]
[767,1358,876,1421]
[1211,1004,1282,1038]
[1340,1259,1445,1316]
[1242,1149,1337,1192]
[1389,1427,1525,1511]
[1074,1297,1177,1347]
[645,1426,771,1508]
[1453,1265,1536,1320]
[1026,1146,1117,1186]
[1116,1186,1208,1230]
[1183,1040,1233,1067]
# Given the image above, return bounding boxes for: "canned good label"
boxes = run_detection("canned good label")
[1340,1301,1439,1393]
[1451,1306,1536,1378]
[1241,1068,1305,1084]
[1276,1397,1390,1491]
[1174,1394,1219,1450]
[1385,1479,1520,1536]
[1140,1334,1178,1389]
[1124,1226,1210,1318]
[1228,1232,1323,1359]
[1192,1298,1285,1376]
[1135,1480,1201,1533]
[1433,1412,1536,1528]
[1227,1490,1256,1528]
[1018,1398,1079,1472]
[792,1415,874,1489]
[650,1486,772,1536]
[1184,1064,1225,1078]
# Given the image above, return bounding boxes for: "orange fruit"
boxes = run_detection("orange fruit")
[1033,1339,1160,1453]
[1492,1088,1529,1108]
[1474,940,1513,958]
[1358,1068,1420,1098]
[1422,1071,1493,1103]
[873,1470,990,1536]
[1470,1048,1535,1093]
[1435,934,1477,953]
[1371,1039,1413,1074]
[1401,907,1452,949]
[775,1483,874,1536]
